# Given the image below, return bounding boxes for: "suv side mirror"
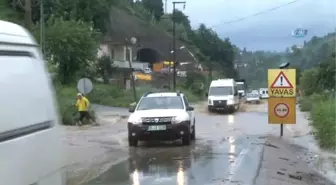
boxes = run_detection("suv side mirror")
[129,107,135,113]
[186,106,194,111]
[205,92,208,97]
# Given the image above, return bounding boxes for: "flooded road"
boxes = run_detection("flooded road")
[66,102,335,185]
[84,105,273,185]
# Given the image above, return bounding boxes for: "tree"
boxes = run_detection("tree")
[141,0,163,21]
[300,68,320,96]
[192,24,237,78]
[96,55,116,84]
[7,0,113,33]
[43,17,100,84]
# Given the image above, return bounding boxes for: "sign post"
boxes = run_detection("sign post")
[268,68,296,136]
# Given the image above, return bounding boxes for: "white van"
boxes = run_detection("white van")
[0,20,66,185]
[259,88,269,99]
[206,79,240,112]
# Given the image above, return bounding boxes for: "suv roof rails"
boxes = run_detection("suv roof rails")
[143,92,153,97]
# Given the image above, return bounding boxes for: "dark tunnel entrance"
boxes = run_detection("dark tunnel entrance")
[136,48,160,69]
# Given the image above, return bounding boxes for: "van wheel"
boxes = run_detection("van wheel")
[128,138,138,147]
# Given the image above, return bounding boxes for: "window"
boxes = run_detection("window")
[137,97,184,110]
[182,96,190,108]
[0,50,54,141]
[209,86,233,96]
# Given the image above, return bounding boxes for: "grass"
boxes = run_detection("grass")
[299,93,335,151]
[298,93,330,112]
[310,98,335,150]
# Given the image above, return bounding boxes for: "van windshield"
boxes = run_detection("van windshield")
[209,86,233,96]
[237,83,245,91]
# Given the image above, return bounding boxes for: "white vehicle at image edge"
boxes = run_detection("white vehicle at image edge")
[0,20,66,185]
[206,79,240,113]
[127,92,196,147]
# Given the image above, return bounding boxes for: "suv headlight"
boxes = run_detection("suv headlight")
[172,115,189,124]
[128,117,142,124]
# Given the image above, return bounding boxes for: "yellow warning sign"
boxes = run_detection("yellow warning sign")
[268,97,296,124]
[268,69,296,97]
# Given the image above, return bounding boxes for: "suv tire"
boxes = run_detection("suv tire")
[182,134,191,145]
[191,121,196,140]
[128,137,138,147]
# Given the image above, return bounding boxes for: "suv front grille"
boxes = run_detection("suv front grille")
[213,100,227,106]
[141,117,173,125]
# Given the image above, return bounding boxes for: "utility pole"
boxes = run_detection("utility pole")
[24,0,32,30]
[172,1,186,91]
[40,0,44,54]
[165,0,168,13]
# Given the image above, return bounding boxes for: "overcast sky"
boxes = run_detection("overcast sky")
[165,0,336,51]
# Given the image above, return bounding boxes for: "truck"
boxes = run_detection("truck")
[236,79,247,97]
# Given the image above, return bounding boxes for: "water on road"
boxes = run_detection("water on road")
[85,106,273,185]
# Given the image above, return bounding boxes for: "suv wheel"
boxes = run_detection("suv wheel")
[182,134,191,145]
[191,121,196,140]
[128,137,138,147]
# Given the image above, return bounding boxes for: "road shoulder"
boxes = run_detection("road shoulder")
[255,135,335,185]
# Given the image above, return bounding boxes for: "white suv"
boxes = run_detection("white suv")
[128,92,196,147]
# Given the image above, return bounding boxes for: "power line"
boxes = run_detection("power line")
[208,0,303,28]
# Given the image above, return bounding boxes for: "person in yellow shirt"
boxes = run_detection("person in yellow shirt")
[75,93,96,126]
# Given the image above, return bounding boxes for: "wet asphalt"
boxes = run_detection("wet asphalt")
[86,104,276,185]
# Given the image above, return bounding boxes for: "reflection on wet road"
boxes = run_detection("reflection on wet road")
[86,111,269,185]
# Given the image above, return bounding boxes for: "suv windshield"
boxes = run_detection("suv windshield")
[136,97,184,110]
[209,86,233,96]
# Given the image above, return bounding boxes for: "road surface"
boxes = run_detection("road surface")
[65,101,336,185]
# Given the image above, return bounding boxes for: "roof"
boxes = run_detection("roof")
[104,7,196,63]
[0,20,36,45]
[210,79,236,86]
[145,92,182,97]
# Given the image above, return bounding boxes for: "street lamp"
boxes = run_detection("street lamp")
[172,1,186,91]
[127,36,138,103]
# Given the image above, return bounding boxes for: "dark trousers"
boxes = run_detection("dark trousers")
[79,111,91,122]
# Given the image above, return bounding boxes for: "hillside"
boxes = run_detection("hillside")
[287,32,336,69]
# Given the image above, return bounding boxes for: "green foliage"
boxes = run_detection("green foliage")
[192,24,237,78]
[317,53,335,90]
[141,0,164,21]
[184,72,207,97]
[299,68,320,96]
[43,17,100,84]
[55,84,96,125]
[299,93,329,112]
[310,98,335,150]
[96,55,116,84]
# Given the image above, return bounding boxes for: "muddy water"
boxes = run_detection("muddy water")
[72,102,335,185]
[85,105,271,185]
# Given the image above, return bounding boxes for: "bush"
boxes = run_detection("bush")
[309,98,335,150]
[299,93,329,112]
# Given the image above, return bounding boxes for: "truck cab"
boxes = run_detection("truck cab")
[236,79,247,97]
[206,79,240,113]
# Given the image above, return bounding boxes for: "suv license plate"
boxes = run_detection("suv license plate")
[148,125,166,131]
